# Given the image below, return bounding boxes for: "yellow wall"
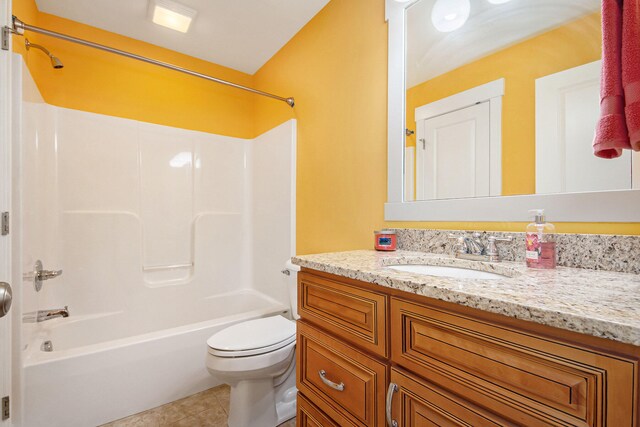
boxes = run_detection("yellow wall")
[13,0,640,255]
[253,1,639,253]
[253,0,389,254]
[12,1,255,138]
[407,12,601,196]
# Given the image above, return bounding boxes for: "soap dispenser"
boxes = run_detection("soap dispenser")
[525,209,556,269]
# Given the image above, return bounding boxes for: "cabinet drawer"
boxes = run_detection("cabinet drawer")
[297,393,358,427]
[389,367,513,427]
[297,321,388,427]
[391,298,636,427]
[299,271,388,357]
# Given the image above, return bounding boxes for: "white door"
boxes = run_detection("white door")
[416,101,491,200]
[536,60,637,194]
[0,46,11,427]
[0,101,10,424]
[1,0,13,424]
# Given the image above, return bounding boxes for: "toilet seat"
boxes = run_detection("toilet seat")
[207,315,296,358]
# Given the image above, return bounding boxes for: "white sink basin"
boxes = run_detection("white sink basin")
[386,264,509,280]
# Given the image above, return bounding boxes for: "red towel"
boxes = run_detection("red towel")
[622,0,640,150]
[593,0,631,158]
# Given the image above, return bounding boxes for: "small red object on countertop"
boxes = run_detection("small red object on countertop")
[374,229,397,251]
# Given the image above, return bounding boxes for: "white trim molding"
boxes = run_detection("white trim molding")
[386,0,406,204]
[414,78,504,121]
[385,0,640,223]
[385,190,640,223]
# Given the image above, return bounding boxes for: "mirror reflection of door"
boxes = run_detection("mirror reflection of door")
[536,60,637,194]
[416,102,490,200]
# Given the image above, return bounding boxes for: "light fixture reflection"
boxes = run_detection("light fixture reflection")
[169,152,193,168]
[431,0,470,32]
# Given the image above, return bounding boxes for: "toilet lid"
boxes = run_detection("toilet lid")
[207,315,296,354]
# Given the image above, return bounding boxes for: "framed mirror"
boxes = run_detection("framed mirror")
[385,0,640,222]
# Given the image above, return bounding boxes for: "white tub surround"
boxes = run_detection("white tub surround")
[16,58,296,426]
[292,250,640,346]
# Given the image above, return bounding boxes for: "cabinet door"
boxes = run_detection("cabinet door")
[391,297,637,427]
[389,368,513,427]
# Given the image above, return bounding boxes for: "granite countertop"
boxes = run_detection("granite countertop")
[292,250,640,346]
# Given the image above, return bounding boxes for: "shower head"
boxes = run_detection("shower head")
[50,56,64,69]
[25,38,64,69]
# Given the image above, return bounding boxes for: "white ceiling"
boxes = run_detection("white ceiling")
[34,0,330,75]
[406,0,600,88]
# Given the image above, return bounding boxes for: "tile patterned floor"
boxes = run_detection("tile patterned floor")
[100,385,296,427]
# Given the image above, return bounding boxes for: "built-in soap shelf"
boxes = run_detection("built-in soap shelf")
[143,263,194,286]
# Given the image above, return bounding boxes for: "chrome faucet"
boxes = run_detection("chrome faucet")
[465,232,485,255]
[448,233,513,262]
[23,306,70,323]
[25,260,63,292]
[36,268,63,282]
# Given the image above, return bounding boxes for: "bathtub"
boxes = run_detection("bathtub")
[23,289,289,427]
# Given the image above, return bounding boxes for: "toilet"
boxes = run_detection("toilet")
[206,261,300,427]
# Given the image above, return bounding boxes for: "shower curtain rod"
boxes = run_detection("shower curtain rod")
[7,16,295,107]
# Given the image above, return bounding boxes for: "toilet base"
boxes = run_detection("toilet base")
[275,388,297,425]
[226,358,297,427]
[228,378,276,427]
[274,363,297,425]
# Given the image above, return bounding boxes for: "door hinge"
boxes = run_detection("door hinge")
[1,212,8,236]
[1,26,10,51]
[1,396,9,420]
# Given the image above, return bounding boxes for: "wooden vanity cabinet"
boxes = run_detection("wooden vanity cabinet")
[296,269,639,427]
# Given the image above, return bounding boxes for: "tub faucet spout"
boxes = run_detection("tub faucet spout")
[23,306,70,323]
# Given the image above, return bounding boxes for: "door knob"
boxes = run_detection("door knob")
[0,282,12,318]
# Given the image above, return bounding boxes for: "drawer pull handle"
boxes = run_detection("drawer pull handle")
[318,370,345,391]
[386,382,398,427]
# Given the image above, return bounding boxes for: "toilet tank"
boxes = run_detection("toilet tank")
[283,260,301,320]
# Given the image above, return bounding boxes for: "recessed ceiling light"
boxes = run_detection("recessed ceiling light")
[487,0,512,3]
[431,0,470,32]
[149,0,197,33]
